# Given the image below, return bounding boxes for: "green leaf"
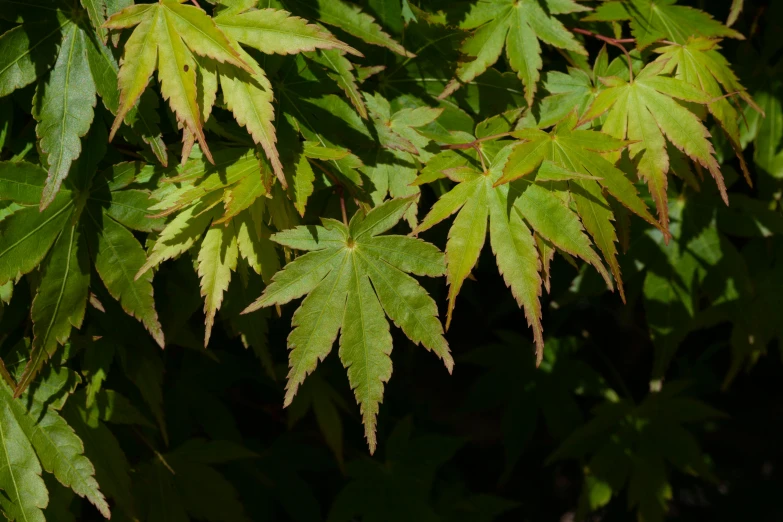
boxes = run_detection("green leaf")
[727,0,743,27]
[214,6,360,56]
[752,91,783,179]
[340,256,393,453]
[581,62,725,232]
[198,223,239,347]
[81,0,108,41]
[0,21,63,97]
[498,115,657,294]
[17,224,90,396]
[0,401,48,522]
[85,208,165,347]
[440,0,588,105]
[217,49,285,186]
[244,198,451,452]
[654,38,761,183]
[136,201,218,278]
[0,195,75,286]
[0,161,54,205]
[288,0,412,57]
[292,152,316,216]
[33,23,97,209]
[585,0,744,49]
[307,49,367,118]
[103,188,166,233]
[416,146,546,358]
[0,373,110,518]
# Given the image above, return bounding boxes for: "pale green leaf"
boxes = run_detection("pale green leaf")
[442,0,586,104]
[215,7,359,56]
[136,202,218,278]
[243,199,450,452]
[198,223,239,346]
[339,261,393,454]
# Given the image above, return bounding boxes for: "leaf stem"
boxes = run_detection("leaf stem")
[573,28,635,82]
[312,160,350,225]
[338,186,349,226]
[190,0,202,9]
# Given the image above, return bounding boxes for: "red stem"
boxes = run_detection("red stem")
[573,28,635,82]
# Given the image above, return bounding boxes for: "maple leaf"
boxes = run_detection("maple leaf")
[440,0,589,105]
[243,197,453,453]
[584,0,744,50]
[579,60,726,232]
[105,0,254,164]
[0,350,109,521]
[134,439,256,522]
[549,382,725,522]
[497,113,659,301]
[414,144,546,360]
[415,114,651,359]
[653,37,763,184]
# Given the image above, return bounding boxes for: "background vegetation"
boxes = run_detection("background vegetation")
[0,0,781,520]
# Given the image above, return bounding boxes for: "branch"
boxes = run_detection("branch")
[573,28,636,82]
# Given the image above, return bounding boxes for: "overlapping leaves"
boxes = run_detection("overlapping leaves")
[441,0,589,105]
[580,60,728,232]
[0,346,108,521]
[415,113,656,359]
[0,142,165,396]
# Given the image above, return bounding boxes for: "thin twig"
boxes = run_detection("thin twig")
[190,0,202,8]
[440,132,513,151]
[573,28,635,82]
[113,146,145,160]
[131,427,176,474]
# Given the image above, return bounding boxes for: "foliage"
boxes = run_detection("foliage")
[0,0,781,521]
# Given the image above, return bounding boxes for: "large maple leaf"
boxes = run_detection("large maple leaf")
[243,197,453,453]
